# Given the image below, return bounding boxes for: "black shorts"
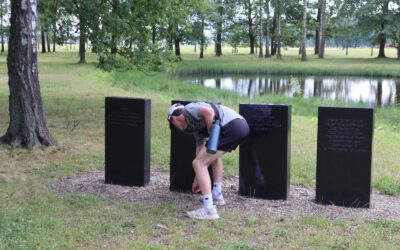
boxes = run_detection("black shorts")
[207,118,250,153]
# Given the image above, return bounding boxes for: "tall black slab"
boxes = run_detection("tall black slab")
[316,107,374,208]
[105,97,150,186]
[169,100,196,192]
[239,104,291,199]
[169,100,213,192]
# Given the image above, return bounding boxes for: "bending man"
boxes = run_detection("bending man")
[168,102,249,220]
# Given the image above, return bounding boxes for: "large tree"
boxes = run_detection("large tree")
[272,0,283,59]
[188,2,212,59]
[0,0,9,53]
[1,0,57,147]
[318,0,326,58]
[314,0,321,54]
[210,0,236,56]
[333,0,362,56]
[349,0,400,58]
[258,0,263,57]
[240,0,257,54]
[301,0,307,61]
[62,0,98,63]
[263,0,271,58]
[214,0,224,56]
[38,0,50,53]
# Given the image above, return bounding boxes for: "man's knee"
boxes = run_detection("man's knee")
[192,158,206,171]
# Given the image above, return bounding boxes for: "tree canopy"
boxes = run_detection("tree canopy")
[17,0,400,69]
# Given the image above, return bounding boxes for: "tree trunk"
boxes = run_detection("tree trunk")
[52,0,57,52]
[200,15,205,59]
[167,24,174,50]
[318,0,325,59]
[175,37,182,61]
[215,2,223,56]
[264,0,270,58]
[200,45,204,59]
[315,3,321,55]
[1,0,57,147]
[0,3,4,53]
[249,33,255,54]
[110,0,119,55]
[378,1,389,59]
[258,0,263,58]
[397,41,400,60]
[46,32,51,53]
[152,25,156,45]
[271,10,277,55]
[377,25,386,58]
[276,7,282,59]
[41,30,46,53]
[78,12,86,64]
[301,0,307,61]
[110,43,118,55]
[53,33,56,52]
[246,0,255,55]
[53,31,56,52]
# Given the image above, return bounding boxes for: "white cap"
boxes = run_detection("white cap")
[167,103,184,120]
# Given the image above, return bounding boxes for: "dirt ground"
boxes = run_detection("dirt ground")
[53,171,400,221]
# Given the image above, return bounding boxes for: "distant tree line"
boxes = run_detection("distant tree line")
[1,0,399,67]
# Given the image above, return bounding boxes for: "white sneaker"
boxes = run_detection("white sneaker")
[186,206,219,220]
[213,194,226,206]
[197,193,226,206]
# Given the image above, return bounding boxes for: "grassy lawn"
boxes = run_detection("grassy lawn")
[176,46,400,77]
[0,48,399,249]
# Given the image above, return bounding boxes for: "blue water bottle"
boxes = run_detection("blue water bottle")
[207,122,221,154]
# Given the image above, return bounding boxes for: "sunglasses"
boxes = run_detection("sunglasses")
[167,109,183,121]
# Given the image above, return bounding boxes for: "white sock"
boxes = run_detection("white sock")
[212,182,222,197]
[202,194,213,210]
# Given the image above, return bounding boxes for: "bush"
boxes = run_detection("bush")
[97,45,175,73]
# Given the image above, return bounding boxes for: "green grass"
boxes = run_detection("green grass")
[0,48,399,248]
[175,47,400,77]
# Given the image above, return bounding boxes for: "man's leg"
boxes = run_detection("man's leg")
[211,157,223,183]
[211,157,226,205]
[187,147,225,220]
[192,146,225,198]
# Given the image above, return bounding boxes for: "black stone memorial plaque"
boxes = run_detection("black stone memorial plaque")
[169,100,196,192]
[239,104,291,199]
[105,97,150,186]
[316,106,374,208]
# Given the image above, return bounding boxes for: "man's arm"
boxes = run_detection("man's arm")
[198,106,215,133]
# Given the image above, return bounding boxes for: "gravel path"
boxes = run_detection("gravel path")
[53,171,400,221]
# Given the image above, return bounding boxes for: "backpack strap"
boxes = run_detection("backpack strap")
[208,102,221,125]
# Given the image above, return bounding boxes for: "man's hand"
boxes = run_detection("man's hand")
[192,178,201,193]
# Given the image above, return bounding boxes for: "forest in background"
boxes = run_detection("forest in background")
[1,0,399,70]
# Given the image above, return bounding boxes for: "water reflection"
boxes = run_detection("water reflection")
[181,75,400,107]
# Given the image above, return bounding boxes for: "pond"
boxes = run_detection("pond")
[178,75,400,107]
